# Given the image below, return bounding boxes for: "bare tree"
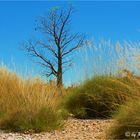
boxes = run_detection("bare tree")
[22,6,85,87]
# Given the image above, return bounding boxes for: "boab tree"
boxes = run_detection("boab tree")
[22,6,84,87]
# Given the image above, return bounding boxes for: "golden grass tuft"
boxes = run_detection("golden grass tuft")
[0,67,63,132]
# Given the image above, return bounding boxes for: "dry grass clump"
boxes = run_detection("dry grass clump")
[0,67,63,132]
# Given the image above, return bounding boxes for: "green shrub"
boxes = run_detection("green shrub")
[62,76,139,119]
[0,107,62,132]
[107,98,140,139]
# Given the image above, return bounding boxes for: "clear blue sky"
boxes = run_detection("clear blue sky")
[0,1,140,85]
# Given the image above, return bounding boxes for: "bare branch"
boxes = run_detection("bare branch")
[23,41,57,77]
[37,61,57,77]
[62,59,72,65]
[37,41,58,58]
[58,7,73,45]
[61,33,79,53]
[62,36,84,57]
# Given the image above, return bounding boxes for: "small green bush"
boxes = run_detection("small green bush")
[0,107,62,132]
[62,76,139,119]
[107,98,140,139]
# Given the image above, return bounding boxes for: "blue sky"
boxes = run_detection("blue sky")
[0,1,140,85]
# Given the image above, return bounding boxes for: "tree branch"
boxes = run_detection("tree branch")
[58,7,73,45]
[37,41,58,58]
[62,36,84,57]
[24,41,57,77]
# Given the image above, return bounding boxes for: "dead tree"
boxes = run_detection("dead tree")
[22,6,84,87]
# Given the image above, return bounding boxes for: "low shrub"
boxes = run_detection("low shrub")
[0,107,62,132]
[107,98,140,139]
[62,76,140,119]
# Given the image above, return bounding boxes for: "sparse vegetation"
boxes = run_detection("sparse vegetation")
[1,39,140,135]
[0,2,140,140]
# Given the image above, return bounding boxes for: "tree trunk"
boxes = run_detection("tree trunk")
[57,70,62,87]
[57,48,63,87]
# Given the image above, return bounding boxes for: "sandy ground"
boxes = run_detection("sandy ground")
[0,118,113,140]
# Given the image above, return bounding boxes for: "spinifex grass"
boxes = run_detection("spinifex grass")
[62,74,140,119]
[0,67,63,132]
[107,97,140,139]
